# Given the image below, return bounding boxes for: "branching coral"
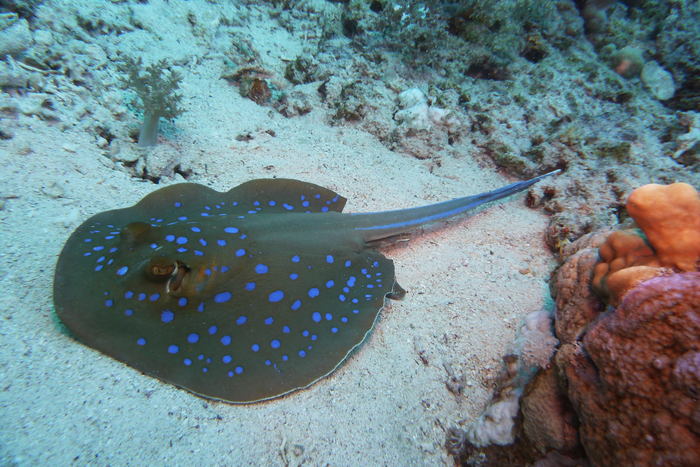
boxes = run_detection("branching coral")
[121,57,184,147]
[592,182,700,305]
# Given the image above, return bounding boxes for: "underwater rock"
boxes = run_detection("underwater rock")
[0,18,32,57]
[562,272,700,467]
[641,61,675,101]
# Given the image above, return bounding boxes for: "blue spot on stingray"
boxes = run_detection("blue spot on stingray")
[265,317,274,325]
[168,345,179,354]
[215,292,232,303]
[315,194,321,199]
[352,298,358,303]
[339,295,345,301]
[255,264,269,274]
[178,216,187,221]
[271,339,281,349]
[311,335,317,341]
[347,277,356,286]
[116,266,128,276]
[97,256,105,263]
[198,355,204,360]
[125,309,133,316]
[191,227,201,232]
[332,327,338,333]
[184,358,192,366]
[303,330,309,337]
[373,261,379,267]
[198,302,205,312]
[125,291,134,299]
[308,288,319,298]
[93,246,104,251]
[228,371,233,377]
[187,333,199,343]
[341,317,348,323]
[217,239,226,246]
[137,338,146,345]
[367,284,374,289]
[252,344,260,352]
[321,207,329,212]
[326,280,334,288]
[105,299,114,307]
[265,360,271,366]
[150,293,160,301]
[175,202,181,207]
[269,200,276,206]
[236,248,245,257]
[166,235,175,242]
[205,269,212,276]
[312,312,321,322]
[235,366,243,374]
[283,326,290,334]
[299,350,306,357]
[353,309,359,314]
[110,247,118,253]
[138,293,146,301]
[223,355,232,364]
[177,247,187,253]
[221,266,229,273]
[326,255,334,263]
[95,265,103,271]
[236,316,247,325]
[221,335,232,346]
[225,227,239,233]
[245,282,256,291]
[291,300,301,310]
[199,238,207,246]
[161,310,174,323]
[209,325,217,334]
[290,273,298,280]
[292,255,300,262]
[178,297,187,306]
[194,250,203,256]
[325,313,333,321]
[343,287,349,293]
[283,203,293,210]
[85,239,92,243]
[269,290,284,302]
[302,201,309,207]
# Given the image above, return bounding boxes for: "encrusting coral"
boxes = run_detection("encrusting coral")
[592,182,700,306]
[562,272,700,467]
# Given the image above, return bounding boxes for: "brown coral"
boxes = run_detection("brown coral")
[521,368,579,455]
[553,230,610,346]
[592,183,700,306]
[562,272,700,467]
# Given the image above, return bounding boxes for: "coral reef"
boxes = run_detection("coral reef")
[562,273,700,466]
[592,182,700,305]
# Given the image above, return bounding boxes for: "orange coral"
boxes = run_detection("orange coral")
[592,182,700,306]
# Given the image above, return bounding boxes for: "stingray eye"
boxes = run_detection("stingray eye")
[152,265,175,276]
[146,257,177,281]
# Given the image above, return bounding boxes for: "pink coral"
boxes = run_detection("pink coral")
[562,272,700,466]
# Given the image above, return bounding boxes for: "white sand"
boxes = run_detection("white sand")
[0,2,555,465]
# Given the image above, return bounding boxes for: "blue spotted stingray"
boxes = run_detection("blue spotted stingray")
[53,170,558,403]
